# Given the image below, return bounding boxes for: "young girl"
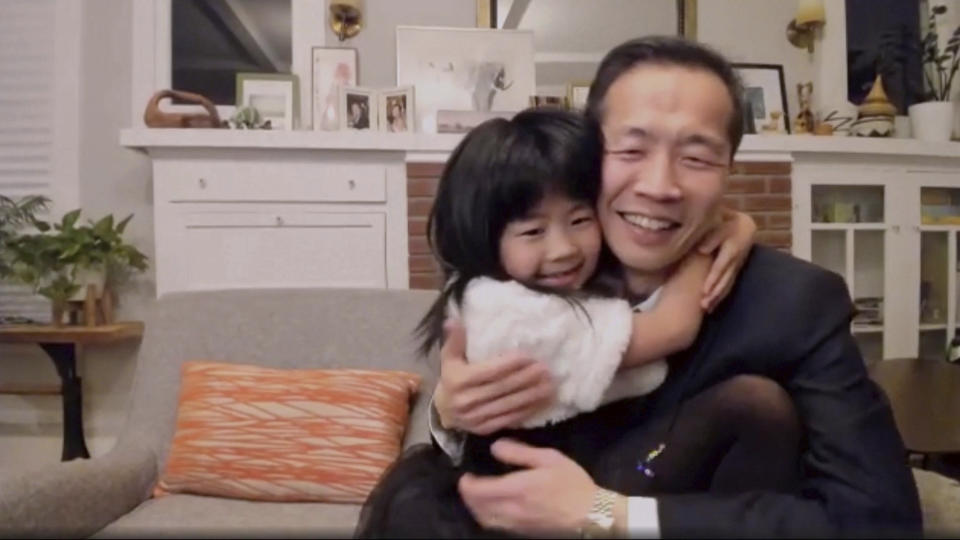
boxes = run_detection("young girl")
[356,108,754,537]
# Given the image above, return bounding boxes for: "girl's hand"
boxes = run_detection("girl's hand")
[435,320,555,435]
[697,209,757,312]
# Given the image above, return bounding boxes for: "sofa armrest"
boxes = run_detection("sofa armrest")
[0,440,157,538]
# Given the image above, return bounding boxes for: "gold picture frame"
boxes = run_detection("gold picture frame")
[566,81,591,112]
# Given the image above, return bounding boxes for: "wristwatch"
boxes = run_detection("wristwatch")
[580,487,619,538]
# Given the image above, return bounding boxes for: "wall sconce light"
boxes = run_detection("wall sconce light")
[329,0,363,42]
[786,0,825,53]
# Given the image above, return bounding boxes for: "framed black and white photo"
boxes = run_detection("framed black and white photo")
[732,63,790,134]
[378,86,415,133]
[339,86,377,131]
[235,73,299,130]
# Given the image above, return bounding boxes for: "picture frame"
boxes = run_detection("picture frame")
[566,82,592,112]
[436,110,514,134]
[732,63,790,135]
[235,73,300,130]
[396,26,535,133]
[339,86,378,131]
[311,47,358,131]
[378,86,416,133]
[529,95,567,109]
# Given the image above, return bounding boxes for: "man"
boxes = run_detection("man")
[431,36,921,537]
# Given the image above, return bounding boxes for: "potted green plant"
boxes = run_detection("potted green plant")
[6,207,148,325]
[909,4,960,141]
[0,195,50,281]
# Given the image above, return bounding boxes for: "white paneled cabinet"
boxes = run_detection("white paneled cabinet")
[148,148,408,297]
[794,156,960,363]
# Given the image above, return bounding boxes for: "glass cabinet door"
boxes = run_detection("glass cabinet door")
[810,184,886,363]
[918,187,960,361]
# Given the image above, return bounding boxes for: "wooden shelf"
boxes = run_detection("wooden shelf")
[0,383,61,395]
[919,323,947,331]
[853,324,884,334]
[0,321,144,344]
[811,223,886,231]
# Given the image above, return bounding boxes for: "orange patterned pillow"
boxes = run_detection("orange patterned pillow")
[154,361,421,503]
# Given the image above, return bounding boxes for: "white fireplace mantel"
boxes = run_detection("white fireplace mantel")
[121,128,960,297]
[122,129,960,163]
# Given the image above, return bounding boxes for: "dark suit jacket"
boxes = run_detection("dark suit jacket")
[644,245,921,537]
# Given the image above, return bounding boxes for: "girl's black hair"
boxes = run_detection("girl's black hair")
[415,108,604,357]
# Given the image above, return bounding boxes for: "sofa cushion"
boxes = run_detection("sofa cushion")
[92,494,360,539]
[915,468,960,535]
[155,361,421,503]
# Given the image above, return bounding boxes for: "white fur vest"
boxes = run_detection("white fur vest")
[451,277,668,428]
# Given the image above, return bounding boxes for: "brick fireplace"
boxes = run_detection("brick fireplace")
[407,161,792,290]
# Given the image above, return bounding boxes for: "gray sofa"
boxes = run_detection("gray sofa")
[0,288,440,538]
[0,288,957,537]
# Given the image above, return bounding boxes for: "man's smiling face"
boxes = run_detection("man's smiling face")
[598,63,733,278]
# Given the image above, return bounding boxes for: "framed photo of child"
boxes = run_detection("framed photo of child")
[378,86,415,133]
[338,86,377,130]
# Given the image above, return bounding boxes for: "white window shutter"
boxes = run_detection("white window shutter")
[0,0,58,323]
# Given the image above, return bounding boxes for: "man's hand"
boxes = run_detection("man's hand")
[697,208,756,312]
[459,439,598,535]
[435,320,556,435]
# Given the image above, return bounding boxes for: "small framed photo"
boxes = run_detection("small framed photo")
[312,47,357,131]
[732,63,790,134]
[566,82,591,111]
[529,95,566,109]
[339,86,377,130]
[436,110,513,134]
[378,86,415,133]
[235,73,299,130]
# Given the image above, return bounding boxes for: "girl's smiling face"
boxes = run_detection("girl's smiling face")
[499,193,602,290]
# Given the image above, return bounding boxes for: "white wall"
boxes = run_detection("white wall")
[323,0,475,88]
[697,0,817,127]
[0,0,151,468]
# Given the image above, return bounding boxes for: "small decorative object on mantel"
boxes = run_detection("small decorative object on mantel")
[794,82,815,134]
[5,207,149,327]
[227,106,272,129]
[908,4,960,142]
[851,74,896,137]
[143,89,223,128]
[818,102,857,136]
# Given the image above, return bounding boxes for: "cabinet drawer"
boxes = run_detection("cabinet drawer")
[175,210,386,290]
[163,161,386,203]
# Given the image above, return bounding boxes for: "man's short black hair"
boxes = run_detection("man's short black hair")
[585,36,746,158]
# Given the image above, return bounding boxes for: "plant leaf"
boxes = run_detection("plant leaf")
[61,209,81,230]
[116,214,133,234]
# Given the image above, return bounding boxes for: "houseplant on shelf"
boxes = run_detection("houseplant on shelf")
[6,207,149,326]
[909,4,960,141]
[0,195,50,281]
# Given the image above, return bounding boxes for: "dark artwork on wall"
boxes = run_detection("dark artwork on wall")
[846,0,923,114]
[171,0,291,105]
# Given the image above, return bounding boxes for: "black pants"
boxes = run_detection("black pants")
[355,375,801,538]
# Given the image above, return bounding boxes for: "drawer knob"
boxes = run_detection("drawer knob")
[198,178,207,189]
[348,179,356,190]
[275,216,284,226]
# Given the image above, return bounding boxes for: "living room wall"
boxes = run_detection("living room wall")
[0,0,847,467]
[0,0,151,464]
